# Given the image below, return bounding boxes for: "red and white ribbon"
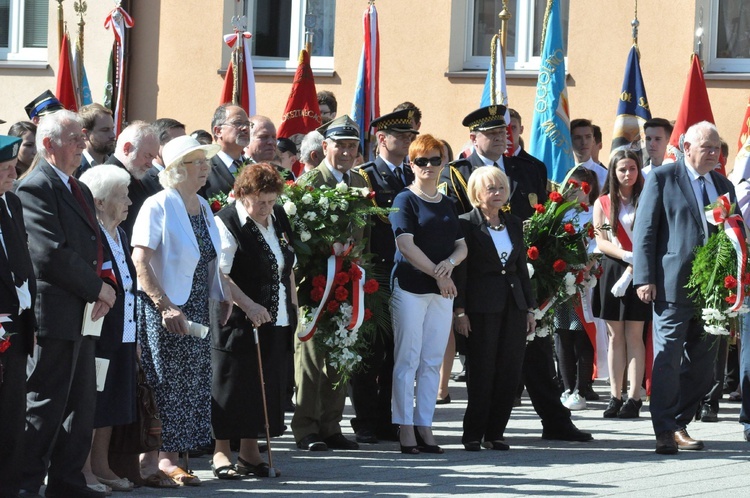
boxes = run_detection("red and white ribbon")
[224,31,251,48]
[298,255,339,341]
[705,193,748,311]
[104,7,134,135]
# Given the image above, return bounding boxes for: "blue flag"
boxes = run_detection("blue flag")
[611,45,651,154]
[528,0,574,185]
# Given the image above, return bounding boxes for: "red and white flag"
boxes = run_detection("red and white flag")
[220,30,256,116]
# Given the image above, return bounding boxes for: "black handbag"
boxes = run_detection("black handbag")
[109,360,162,453]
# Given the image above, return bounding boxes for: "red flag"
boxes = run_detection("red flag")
[666,54,725,174]
[219,31,256,116]
[55,32,78,112]
[277,50,322,140]
[738,96,750,151]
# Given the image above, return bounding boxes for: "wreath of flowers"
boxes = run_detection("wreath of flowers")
[524,179,600,338]
[687,195,750,336]
[281,177,393,383]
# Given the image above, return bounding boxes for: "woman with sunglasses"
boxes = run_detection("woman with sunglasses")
[390,134,467,454]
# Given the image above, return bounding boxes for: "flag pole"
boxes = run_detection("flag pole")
[498,1,511,67]
[57,0,65,52]
[230,15,245,107]
[74,0,86,108]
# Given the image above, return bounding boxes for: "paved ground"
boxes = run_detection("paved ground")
[70,377,750,497]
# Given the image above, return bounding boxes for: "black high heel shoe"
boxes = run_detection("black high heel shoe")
[400,444,420,455]
[415,428,444,454]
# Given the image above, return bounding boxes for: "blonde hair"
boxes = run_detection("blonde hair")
[466,166,510,208]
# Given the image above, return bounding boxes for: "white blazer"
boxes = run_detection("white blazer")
[131,188,225,305]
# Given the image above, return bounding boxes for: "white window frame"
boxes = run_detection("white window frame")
[463,0,556,71]
[245,0,334,71]
[697,0,750,73]
[0,0,48,63]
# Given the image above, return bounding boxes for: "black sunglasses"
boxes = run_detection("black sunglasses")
[413,156,442,167]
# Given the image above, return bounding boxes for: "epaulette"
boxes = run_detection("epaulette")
[356,167,391,224]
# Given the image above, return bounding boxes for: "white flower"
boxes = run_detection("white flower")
[300,231,311,242]
[318,197,329,210]
[283,200,297,216]
[527,263,535,278]
[303,211,317,221]
[301,193,314,204]
[339,200,349,211]
[330,214,339,223]
[335,182,349,193]
[536,325,551,338]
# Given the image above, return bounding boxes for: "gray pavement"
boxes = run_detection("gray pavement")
[80,377,750,497]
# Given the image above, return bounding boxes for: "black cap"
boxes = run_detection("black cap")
[370,109,419,134]
[316,115,360,141]
[462,105,507,132]
[277,137,298,155]
[25,90,65,120]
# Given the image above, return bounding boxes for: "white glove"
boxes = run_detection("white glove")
[611,271,633,298]
[621,251,634,264]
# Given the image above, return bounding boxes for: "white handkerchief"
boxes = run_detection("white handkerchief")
[16,279,31,312]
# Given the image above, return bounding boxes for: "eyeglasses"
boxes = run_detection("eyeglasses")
[222,121,252,130]
[412,156,442,167]
[182,158,209,167]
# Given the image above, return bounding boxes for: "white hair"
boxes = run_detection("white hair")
[300,131,324,164]
[684,121,718,145]
[79,164,131,201]
[36,110,81,158]
[158,163,188,189]
[116,121,158,155]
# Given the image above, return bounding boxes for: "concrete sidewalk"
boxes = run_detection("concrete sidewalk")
[84,379,750,497]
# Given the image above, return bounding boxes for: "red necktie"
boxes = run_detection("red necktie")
[69,177,103,276]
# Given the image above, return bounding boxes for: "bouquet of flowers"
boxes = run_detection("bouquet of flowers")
[282,176,393,383]
[687,194,750,336]
[524,180,600,338]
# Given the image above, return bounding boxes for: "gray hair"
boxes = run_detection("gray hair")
[116,121,158,155]
[79,164,131,201]
[300,131,324,164]
[158,163,188,189]
[684,121,719,145]
[36,110,81,158]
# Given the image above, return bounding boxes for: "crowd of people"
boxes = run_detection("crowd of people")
[0,86,749,498]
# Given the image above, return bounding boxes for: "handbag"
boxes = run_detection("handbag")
[110,359,162,453]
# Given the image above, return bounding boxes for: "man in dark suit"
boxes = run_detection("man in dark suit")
[352,109,417,443]
[292,115,368,452]
[76,103,117,178]
[105,121,161,238]
[508,108,549,193]
[0,135,37,498]
[441,105,547,219]
[200,104,251,199]
[16,110,116,498]
[634,121,736,455]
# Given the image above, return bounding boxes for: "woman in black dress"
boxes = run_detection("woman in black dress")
[211,163,297,478]
[453,166,536,451]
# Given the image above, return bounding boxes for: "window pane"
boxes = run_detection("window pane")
[716,0,750,59]
[306,0,334,57]
[24,0,48,48]
[472,0,516,58]
[532,0,568,56]
[252,0,291,58]
[0,0,9,49]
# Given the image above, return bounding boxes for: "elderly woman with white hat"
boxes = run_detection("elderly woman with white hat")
[131,135,232,487]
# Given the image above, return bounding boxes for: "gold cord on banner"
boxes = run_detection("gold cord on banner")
[540,0,553,52]
[632,0,640,55]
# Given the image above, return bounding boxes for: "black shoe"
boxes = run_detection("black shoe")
[414,428,444,454]
[436,394,451,405]
[482,440,510,450]
[463,441,482,451]
[355,429,379,444]
[700,404,719,422]
[580,389,600,401]
[296,433,328,451]
[324,433,359,450]
[617,398,642,419]
[603,397,624,418]
[45,483,107,498]
[450,370,467,382]
[542,423,593,442]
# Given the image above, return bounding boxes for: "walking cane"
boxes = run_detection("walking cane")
[253,326,277,477]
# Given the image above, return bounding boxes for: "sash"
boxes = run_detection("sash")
[598,194,632,251]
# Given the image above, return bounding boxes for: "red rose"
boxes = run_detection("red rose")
[581,182,591,195]
[0,337,10,353]
[743,273,750,285]
[286,180,296,186]
[724,275,738,289]
[326,300,341,314]
[210,200,222,213]
[564,223,575,235]
[534,204,546,214]
[726,294,737,305]
[527,246,539,260]
[549,192,564,203]
[306,185,314,191]
[310,287,325,302]
[335,286,349,302]
[364,308,373,321]
[348,264,363,281]
[575,270,585,284]
[367,190,376,199]
[580,202,589,212]
[587,224,596,239]
[363,279,380,294]
[553,259,567,272]
[334,272,350,286]
[312,275,327,289]
[568,179,579,187]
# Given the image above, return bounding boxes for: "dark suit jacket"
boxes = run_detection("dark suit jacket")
[633,159,738,306]
[454,207,535,313]
[0,192,36,354]
[74,154,94,179]
[16,160,104,340]
[140,165,163,195]
[516,148,549,195]
[356,157,414,265]
[105,156,163,239]
[200,155,236,199]
[98,227,137,352]
[440,151,547,220]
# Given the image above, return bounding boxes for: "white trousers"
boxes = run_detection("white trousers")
[391,282,453,426]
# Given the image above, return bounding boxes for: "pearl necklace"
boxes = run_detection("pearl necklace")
[413,185,440,200]
[487,221,506,231]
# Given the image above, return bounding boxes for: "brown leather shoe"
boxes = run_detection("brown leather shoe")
[655,430,678,454]
[674,428,704,450]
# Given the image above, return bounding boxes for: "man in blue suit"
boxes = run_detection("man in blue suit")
[634,121,736,454]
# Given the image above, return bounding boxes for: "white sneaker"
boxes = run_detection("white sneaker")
[564,390,587,410]
[560,389,571,404]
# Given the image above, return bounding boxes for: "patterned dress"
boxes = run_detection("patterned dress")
[138,214,216,452]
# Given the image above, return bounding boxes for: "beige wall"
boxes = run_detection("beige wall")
[2,0,747,162]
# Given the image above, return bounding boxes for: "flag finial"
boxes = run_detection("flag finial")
[631,0,639,48]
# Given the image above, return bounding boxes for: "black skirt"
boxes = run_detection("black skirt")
[211,325,291,440]
[593,255,651,322]
[94,342,137,428]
